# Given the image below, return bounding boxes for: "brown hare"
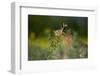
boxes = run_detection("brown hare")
[53,23,72,59]
[54,23,72,48]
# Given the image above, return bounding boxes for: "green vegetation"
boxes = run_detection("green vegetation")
[28,15,88,60]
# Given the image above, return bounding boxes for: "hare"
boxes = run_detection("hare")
[54,23,66,37]
[53,23,72,59]
[54,23,72,48]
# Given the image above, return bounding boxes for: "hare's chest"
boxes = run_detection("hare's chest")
[60,35,72,48]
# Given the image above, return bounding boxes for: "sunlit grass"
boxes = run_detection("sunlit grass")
[29,37,49,49]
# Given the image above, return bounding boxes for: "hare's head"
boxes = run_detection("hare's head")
[54,30,62,36]
[54,23,68,36]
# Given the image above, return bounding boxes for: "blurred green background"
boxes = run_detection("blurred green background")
[28,15,88,60]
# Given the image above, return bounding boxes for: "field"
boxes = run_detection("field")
[28,15,88,60]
